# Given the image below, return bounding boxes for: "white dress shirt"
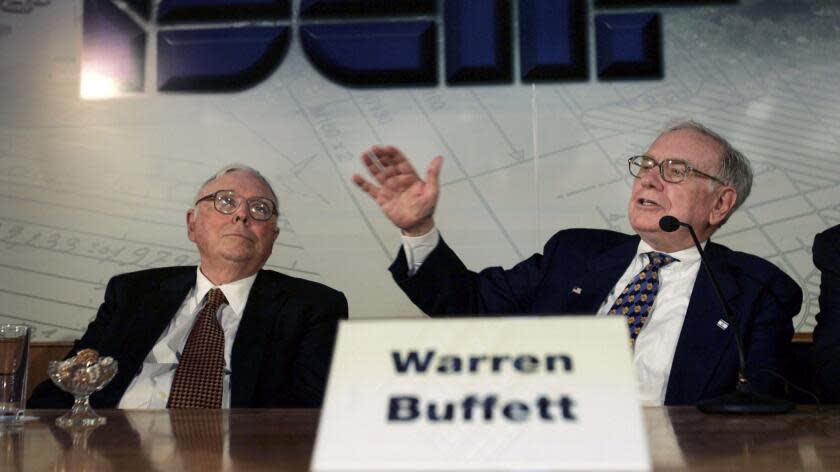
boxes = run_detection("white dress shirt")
[401,227,703,406]
[117,268,257,409]
[594,240,702,406]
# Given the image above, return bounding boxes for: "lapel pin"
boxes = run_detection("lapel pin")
[716,319,729,330]
[572,287,582,295]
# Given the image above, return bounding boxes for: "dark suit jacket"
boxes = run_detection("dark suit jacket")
[389,229,801,405]
[29,266,348,408]
[812,224,840,402]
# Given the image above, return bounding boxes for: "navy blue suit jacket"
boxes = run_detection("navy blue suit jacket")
[29,266,348,409]
[812,224,840,402]
[390,229,801,405]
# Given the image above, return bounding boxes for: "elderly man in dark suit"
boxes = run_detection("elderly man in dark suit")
[353,120,801,406]
[812,224,840,402]
[30,165,347,408]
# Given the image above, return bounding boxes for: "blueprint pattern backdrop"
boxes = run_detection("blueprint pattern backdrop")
[0,0,838,340]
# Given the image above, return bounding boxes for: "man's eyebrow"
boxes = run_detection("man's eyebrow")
[659,156,695,164]
[227,189,273,199]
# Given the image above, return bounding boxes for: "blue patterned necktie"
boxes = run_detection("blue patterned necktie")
[608,252,677,345]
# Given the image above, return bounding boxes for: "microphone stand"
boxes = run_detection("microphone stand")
[666,218,794,414]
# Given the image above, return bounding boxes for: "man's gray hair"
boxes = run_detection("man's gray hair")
[194,164,279,205]
[662,120,752,224]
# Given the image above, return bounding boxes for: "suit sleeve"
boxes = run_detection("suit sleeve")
[28,276,123,408]
[812,227,840,402]
[286,289,348,407]
[389,235,560,316]
[742,268,800,397]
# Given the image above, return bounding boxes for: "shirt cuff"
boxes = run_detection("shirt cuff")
[400,227,440,276]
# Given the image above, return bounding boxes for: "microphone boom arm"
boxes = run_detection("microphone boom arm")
[682,223,747,382]
[658,215,794,413]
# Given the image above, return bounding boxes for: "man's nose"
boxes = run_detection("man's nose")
[232,203,250,222]
[640,167,665,189]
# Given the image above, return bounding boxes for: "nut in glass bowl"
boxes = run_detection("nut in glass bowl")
[48,349,118,428]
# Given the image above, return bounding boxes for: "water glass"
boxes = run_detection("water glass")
[0,324,30,425]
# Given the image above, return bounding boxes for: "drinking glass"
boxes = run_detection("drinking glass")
[0,324,30,427]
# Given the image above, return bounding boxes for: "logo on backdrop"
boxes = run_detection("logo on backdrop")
[80,0,729,97]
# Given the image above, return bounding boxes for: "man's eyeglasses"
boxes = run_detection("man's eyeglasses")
[195,190,278,221]
[627,155,726,185]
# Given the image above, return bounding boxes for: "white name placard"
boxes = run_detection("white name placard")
[311,316,650,471]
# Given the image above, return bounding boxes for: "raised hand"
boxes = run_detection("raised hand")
[352,145,443,236]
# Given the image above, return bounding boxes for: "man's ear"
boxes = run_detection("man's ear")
[709,186,737,226]
[186,208,197,242]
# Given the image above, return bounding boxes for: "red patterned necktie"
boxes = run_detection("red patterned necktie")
[608,252,677,346]
[168,288,227,408]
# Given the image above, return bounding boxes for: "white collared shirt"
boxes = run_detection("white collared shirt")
[118,268,257,409]
[595,240,702,406]
[401,228,703,406]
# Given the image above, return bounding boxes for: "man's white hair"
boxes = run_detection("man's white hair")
[194,164,279,205]
[660,120,753,225]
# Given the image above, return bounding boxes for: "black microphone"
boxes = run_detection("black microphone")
[658,215,681,233]
[658,215,794,414]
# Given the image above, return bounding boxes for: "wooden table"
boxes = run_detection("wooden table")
[3,407,839,471]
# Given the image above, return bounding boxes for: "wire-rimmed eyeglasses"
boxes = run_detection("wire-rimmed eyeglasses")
[627,155,726,185]
[195,189,278,221]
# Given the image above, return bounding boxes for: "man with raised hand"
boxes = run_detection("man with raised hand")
[353,121,800,406]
